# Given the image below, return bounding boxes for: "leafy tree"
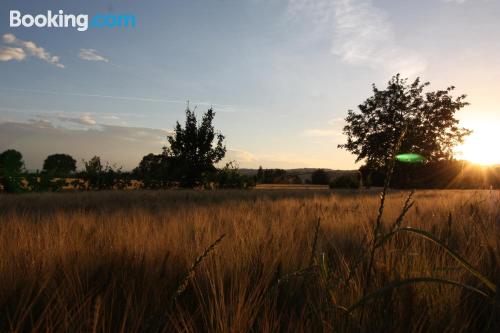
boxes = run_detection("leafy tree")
[311,169,330,185]
[339,74,471,170]
[84,156,103,175]
[256,166,264,183]
[43,153,77,177]
[133,152,174,189]
[0,149,25,193]
[82,156,103,190]
[165,107,226,187]
[215,161,254,189]
[82,156,130,190]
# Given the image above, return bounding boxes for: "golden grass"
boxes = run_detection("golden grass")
[255,184,329,190]
[0,189,498,332]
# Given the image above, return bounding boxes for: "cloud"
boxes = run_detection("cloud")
[0,47,26,61]
[0,120,171,170]
[303,117,346,139]
[2,33,64,68]
[226,149,258,162]
[2,33,16,44]
[302,128,341,138]
[79,49,109,62]
[57,114,97,126]
[0,119,330,170]
[286,0,426,76]
[333,0,426,75]
[443,0,489,3]
[0,87,238,112]
[26,118,54,129]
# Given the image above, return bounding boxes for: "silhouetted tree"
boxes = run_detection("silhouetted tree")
[260,169,287,183]
[26,171,67,192]
[339,74,471,170]
[82,156,103,190]
[133,151,175,188]
[43,153,76,177]
[256,166,264,183]
[329,174,360,189]
[82,156,127,190]
[165,107,226,187]
[311,169,330,185]
[0,149,25,193]
[214,161,254,189]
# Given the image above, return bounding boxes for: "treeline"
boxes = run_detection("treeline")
[255,167,301,184]
[0,150,255,193]
[362,161,500,189]
[254,167,362,189]
[0,108,254,193]
[255,164,499,189]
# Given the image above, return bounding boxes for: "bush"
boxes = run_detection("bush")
[311,169,330,185]
[329,174,360,189]
[213,162,254,189]
[26,172,67,192]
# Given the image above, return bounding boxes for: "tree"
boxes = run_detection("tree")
[329,174,360,189]
[311,169,330,185]
[133,152,174,189]
[256,166,264,183]
[165,107,226,187]
[0,149,25,192]
[84,156,103,175]
[43,153,76,177]
[82,156,129,190]
[215,161,254,189]
[339,74,471,170]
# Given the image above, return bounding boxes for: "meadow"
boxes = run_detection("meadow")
[0,189,498,332]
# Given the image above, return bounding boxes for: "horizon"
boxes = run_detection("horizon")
[1,0,499,170]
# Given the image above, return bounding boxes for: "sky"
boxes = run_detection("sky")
[0,0,499,170]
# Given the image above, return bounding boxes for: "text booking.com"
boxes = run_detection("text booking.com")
[9,10,136,32]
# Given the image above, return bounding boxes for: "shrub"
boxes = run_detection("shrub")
[329,174,360,189]
[213,162,254,189]
[311,169,330,185]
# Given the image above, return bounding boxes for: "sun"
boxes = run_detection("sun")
[454,125,500,166]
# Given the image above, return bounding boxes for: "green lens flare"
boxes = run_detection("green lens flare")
[395,153,426,163]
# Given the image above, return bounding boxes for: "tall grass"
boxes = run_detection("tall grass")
[0,189,498,332]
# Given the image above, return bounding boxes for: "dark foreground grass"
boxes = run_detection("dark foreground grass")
[0,189,498,332]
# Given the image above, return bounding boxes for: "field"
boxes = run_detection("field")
[0,189,499,332]
[255,184,330,190]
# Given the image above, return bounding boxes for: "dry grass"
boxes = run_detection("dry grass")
[255,184,329,190]
[0,189,498,332]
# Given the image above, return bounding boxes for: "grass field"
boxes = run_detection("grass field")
[255,184,330,190]
[0,189,498,332]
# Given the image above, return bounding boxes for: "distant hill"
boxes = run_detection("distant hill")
[238,168,359,183]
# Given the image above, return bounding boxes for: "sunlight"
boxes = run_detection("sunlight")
[455,124,500,166]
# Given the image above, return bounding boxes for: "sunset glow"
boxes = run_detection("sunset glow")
[455,124,500,166]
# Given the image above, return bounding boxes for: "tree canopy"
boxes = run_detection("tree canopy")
[0,149,24,174]
[133,152,173,188]
[165,107,226,186]
[339,74,471,169]
[0,149,25,192]
[43,153,77,177]
[311,169,329,185]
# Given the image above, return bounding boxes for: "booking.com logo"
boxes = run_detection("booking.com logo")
[9,10,136,32]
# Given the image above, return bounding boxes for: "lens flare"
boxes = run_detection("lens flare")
[395,153,425,163]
